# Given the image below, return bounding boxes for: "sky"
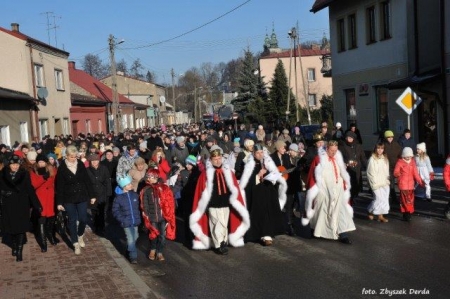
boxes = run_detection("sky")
[1,0,329,85]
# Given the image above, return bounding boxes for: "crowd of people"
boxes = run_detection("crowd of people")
[0,120,448,264]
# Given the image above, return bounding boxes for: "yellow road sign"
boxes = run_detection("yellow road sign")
[396,87,422,115]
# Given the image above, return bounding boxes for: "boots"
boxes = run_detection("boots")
[39,222,47,252]
[46,217,59,245]
[11,234,18,257]
[378,214,389,223]
[16,233,25,262]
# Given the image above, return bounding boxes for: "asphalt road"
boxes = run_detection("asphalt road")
[104,175,450,299]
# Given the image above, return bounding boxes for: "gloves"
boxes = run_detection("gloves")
[430,173,435,181]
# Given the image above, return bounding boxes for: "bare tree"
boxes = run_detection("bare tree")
[130,59,145,80]
[116,59,128,75]
[81,54,108,79]
[146,70,157,83]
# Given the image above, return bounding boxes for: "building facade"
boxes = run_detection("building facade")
[0,23,71,143]
[311,0,449,156]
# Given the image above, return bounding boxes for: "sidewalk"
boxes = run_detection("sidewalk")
[0,228,153,299]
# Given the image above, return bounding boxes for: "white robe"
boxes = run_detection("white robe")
[303,149,355,240]
[366,155,390,215]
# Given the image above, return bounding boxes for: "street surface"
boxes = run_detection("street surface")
[105,175,450,298]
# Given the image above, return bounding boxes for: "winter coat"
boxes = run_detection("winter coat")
[383,140,402,173]
[186,142,201,157]
[86,164,112,205]
[394,159,423,191]
[140,183,176,240]
[366,155,390,190]
[30,168,56,217]
[255,129,266,142]
[128,164,148,192]
[152,157,170,182]
[112,187,141,228]
[146,136,164,152]
[398,136,417,153]
[444,156,450,191]
[116,150,139,179]
[0,168,41,234]
[55,159,96,205]
[171,145,189,165]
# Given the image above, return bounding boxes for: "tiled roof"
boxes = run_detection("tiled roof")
[0,26,69,56]
[310,0,336,13]
[261,47,330,59]
[0,86,36,102]
[68,62,135,105]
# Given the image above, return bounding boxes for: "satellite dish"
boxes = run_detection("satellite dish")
[37,87,48,100]
[159,96,166,103]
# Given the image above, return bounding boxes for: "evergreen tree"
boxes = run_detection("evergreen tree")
[320,94,334,124]
[269,59,296,124]
[231,49,258,114]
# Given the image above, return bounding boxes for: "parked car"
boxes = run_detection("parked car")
[300,124,321,146]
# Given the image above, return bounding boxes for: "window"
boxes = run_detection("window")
[121,114,127,130]
[129,114,134,129]
[54,69,64,90]
[345,89,357,125]
[337,18,346,52]
[348,14,357,49]
[34,64,45,87]
[39,119,48,138]
[308,94,317,107]
[307,68,316,82]
[376,87,389,132]
[366,6,377,44]
[380,1,391,40]
[0,125,11,147]
[85,119,91,133]
[19,121,29,143]
[63,118,69,135]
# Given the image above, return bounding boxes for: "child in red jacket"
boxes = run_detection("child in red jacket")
[443,154,450,219]
[394,147,424,222]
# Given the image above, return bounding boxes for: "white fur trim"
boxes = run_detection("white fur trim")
[239,153,287,210]
[303,149,353,224]
[189,160,249,250]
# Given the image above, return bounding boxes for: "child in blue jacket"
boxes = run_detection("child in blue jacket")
[112,175,141,264]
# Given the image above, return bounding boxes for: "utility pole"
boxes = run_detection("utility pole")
[287,30,294,123]
[171,68,176,124]
[296,24,312,125]
[194,85,198,123]
[292,26,300,123]
[109,34,120,133]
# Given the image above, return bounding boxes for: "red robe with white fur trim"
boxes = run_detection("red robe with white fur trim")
[189,160,250,250]
[302,148,355,239]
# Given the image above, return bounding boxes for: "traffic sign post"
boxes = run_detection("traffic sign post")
[395,87,422,130]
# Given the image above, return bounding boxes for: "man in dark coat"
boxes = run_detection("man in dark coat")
[0,155,42,261]
[339,131,367,204]
[147,129,164,152]
[383,130,402,204]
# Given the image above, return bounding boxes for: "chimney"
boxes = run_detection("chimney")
[11,23,20,32]
[68,61,76,69]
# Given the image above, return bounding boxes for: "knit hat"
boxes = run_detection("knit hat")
[185,155,197,166]
[345,131,357,139]
[176,136,186,144]
[117,176,132,188]
[289,143,299,152]
[139,141,147,149]
[26,150,38,161]
[113,147,120,153]
[8,155,22,165]
[402,147,414,158]
[282,129,289,134]
[87,153,100,161]
[36,154,48,163]
[417,142,426,153]
[384,130,394,138]
[47,153,57,161]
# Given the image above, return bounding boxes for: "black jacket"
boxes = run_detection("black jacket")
[87,165,112,205]
[55,160,96,205]
[0,168,41,234]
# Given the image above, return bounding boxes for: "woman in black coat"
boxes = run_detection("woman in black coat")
[0,155,42,262]
[56,145,96,255]
[86,153,111,234]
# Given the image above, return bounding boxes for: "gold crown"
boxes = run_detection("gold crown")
[210,149,222,157]
[313,133,323,141]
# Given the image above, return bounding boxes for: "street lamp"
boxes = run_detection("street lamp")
[194,86,203,123]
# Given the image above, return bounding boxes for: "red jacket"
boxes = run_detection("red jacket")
[30,169,56,217]
[444,156,450,191]
[394,158,423,191]
[152,157,170,182]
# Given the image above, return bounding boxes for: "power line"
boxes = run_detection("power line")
[122,0,251,50]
